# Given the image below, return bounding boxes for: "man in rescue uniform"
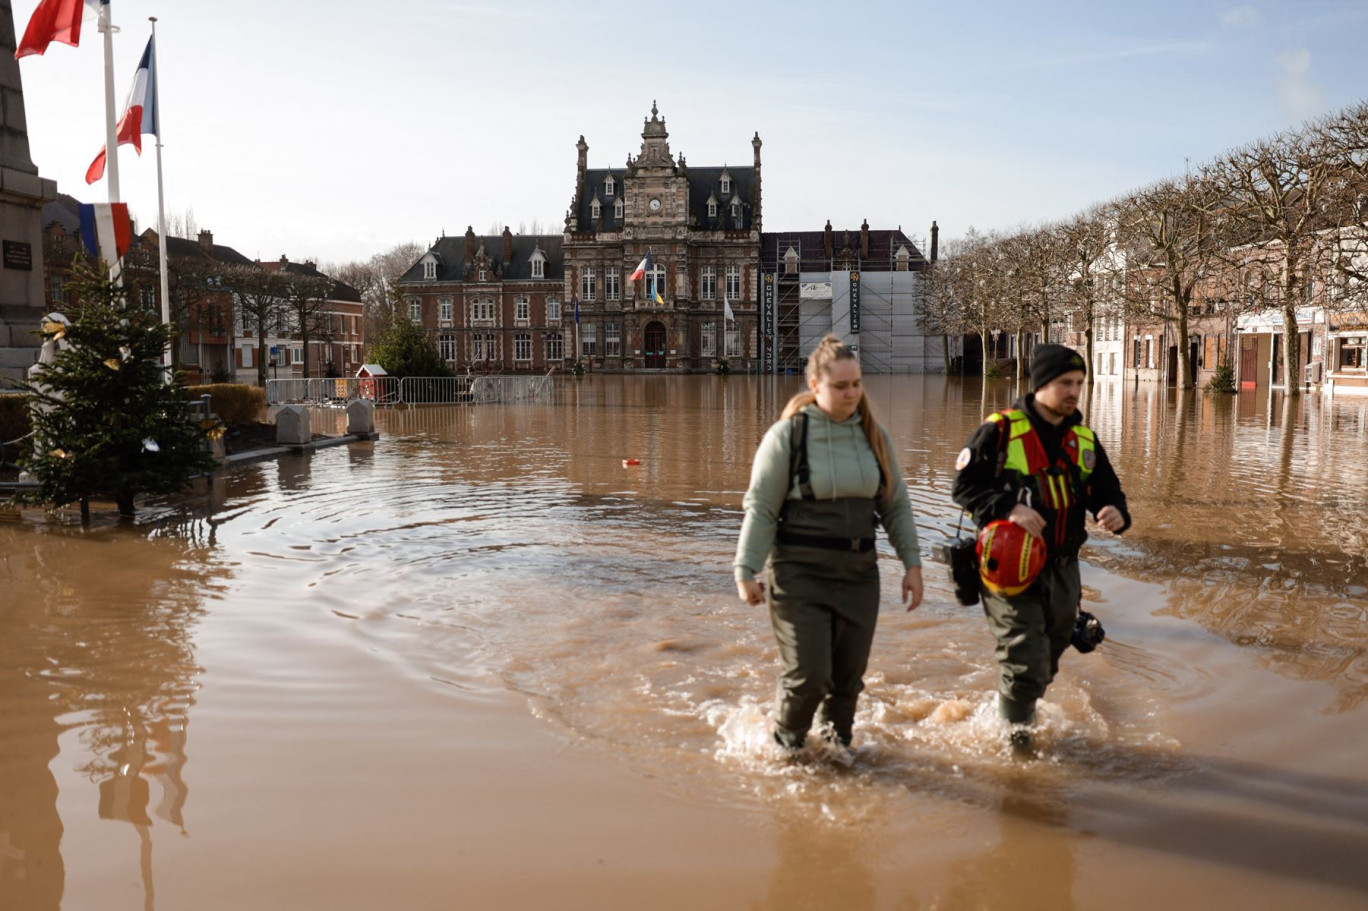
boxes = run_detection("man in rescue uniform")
[952,344,1131,734]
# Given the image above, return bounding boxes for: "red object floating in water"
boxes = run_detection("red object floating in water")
[622,459,641,467]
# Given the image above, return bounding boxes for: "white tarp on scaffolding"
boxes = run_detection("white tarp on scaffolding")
[791,270,945,373]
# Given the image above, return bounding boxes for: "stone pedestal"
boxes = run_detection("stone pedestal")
[345,399,375,435]
[275,405,311,445]
[0,2,59,384]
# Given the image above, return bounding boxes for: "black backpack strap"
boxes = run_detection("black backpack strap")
[788,412,815,501]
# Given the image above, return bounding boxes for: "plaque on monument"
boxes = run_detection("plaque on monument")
[3,240,32,271]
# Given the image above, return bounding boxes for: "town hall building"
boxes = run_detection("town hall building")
[396,104,760,374]
[563,103,760,372]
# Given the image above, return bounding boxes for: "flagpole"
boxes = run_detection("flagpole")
[149,19,170,372]
[99,0,120,203]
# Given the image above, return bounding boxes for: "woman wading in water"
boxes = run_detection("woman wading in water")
[735,335,923,751]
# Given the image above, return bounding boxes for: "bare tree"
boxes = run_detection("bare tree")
[322,241,425,346]
[926,229,1019,376]
[221,264,288,387]
[1055,203,1119,379]
[1115,174,1231,389]
[283,273,334,379]
[1313,102,1368,313]
[163,207,200,240]
[1211,125,1341,394]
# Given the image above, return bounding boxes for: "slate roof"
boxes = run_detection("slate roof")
[157,233,255,267]
[44,191,255,267]
[574,168,628,232]
[41,193,81,233]
[686,167,757,231]
[572,166,758,232]
[761,228,928,273]
[399,233,565,284]
[261,258,363,303]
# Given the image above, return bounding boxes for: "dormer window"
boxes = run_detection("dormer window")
[591,198,602,219]
[895,245,911,272]
[731,199,743,228]
[613,198,623,220]
[530,247,547,279]
[604,175,615,197]
[422,256,437,280]
[720,172,731,195]
[784,246,799,275]
[707,194,718,219]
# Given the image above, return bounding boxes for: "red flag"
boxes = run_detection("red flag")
[15,0,88,59]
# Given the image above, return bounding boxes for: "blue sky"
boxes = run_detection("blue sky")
[14,0,1368,266]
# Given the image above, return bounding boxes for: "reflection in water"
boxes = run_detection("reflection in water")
[0,524,220,910]
[1086,385,1368,711]
[938,776,1076,911]
[2,376,1367,907]
[766,815,877,911]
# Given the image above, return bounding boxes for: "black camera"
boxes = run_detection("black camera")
[932,536,980,607]
[1071,610,1106,653]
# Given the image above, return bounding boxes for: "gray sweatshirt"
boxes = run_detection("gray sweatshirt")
[734,404,921,581]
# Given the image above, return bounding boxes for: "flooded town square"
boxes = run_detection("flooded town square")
[3,374,1367,910]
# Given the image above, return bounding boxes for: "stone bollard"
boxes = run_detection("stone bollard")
[276,404,311,445]
[346,399,375,435]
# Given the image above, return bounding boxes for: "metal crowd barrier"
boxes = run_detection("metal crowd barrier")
[265,375,550,406]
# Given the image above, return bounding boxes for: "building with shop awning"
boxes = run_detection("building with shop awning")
[1325,312,1368,395]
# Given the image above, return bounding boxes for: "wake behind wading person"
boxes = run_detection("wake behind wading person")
[951,344,1131,750]
[735,335,924,754]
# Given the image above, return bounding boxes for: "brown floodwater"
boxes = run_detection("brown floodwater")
[2,375,1367,910]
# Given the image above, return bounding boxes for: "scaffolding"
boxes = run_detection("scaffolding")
[758,232,942,375]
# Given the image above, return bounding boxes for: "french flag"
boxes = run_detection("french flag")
[78,201,132,265]
[15,0,106,59]
[86,35,157,184]
[628,251,652,282]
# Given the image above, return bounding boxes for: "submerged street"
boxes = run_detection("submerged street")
[2,374,1366,910]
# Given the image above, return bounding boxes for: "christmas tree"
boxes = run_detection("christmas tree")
[22,262,219,518]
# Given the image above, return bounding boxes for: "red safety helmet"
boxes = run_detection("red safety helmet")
[976,520,1047,596]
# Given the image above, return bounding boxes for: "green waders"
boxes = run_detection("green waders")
[980,556,1082,724]
[767,497,881,748]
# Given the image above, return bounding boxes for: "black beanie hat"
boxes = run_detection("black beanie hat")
[1030,344,1087,390]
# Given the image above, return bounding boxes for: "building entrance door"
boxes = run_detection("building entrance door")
[1240,335,1258,389]
[644,322,667,368]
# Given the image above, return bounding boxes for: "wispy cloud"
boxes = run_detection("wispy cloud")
[998,40,1213,71]
[1220,5,1263,27]
[1275,48,1327,121]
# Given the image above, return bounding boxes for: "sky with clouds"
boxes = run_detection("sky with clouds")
[12,0,1368,267]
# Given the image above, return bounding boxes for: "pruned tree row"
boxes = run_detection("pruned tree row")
[916,99,1368,392]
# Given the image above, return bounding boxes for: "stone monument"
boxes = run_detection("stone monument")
[0,1,59,384]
